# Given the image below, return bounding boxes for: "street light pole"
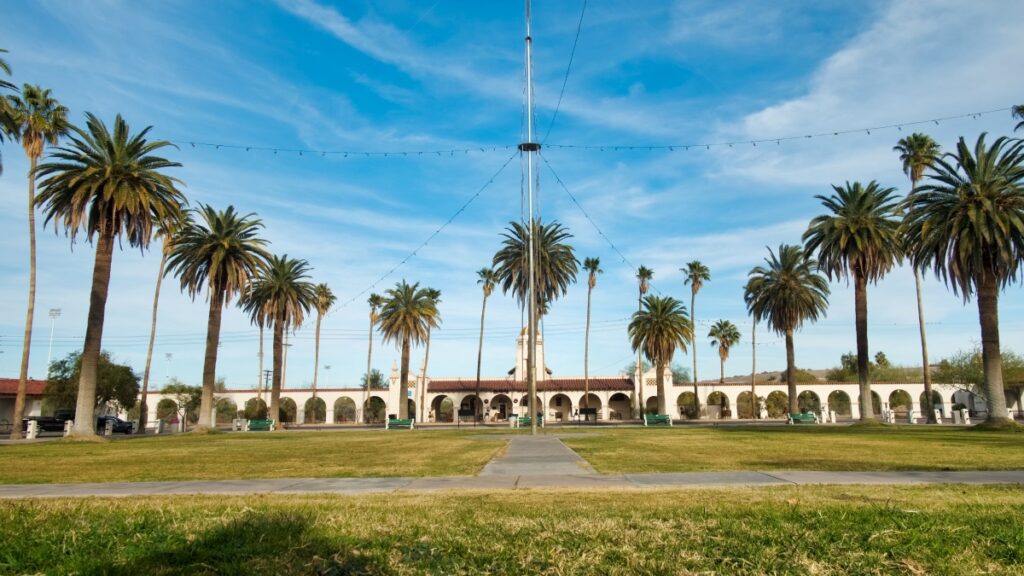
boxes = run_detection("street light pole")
[46,308,61,370]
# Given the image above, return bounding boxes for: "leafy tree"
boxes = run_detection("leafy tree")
[311,282,335,397]
[745,245,830,413]
[244,397,268,419]
[670,363,692,384]
[708,319,741,384]
[622,360,652,376]
[360,369,388,390]
[475,268,498,415]
[934,347,1024,395]
[804,180,901,422]
[43,351,139,414]
[904,134,1024,424]
[36,113,185,437]
[895,133,942,421]
[582,257,602,411]
[874,351,891,369]
[378,281,440,418]
[167,205,268,429]
[239,254,315,428]
[628,295,693,414]
[682,260,710,411]
[6,85,69,439]
[161,379,202,425]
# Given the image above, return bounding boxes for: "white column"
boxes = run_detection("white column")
[850,400,861,420]
[296,406,305,425]
[325,401,334,424]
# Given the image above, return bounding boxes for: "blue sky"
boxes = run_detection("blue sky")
[1,0,1022,390]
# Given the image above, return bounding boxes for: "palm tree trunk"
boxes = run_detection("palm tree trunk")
[72,226,115,436]
[583,285,592,412]
[719,350,725,384]
[420,327,432,422]
[656,360,667,414]
[854,272,875,422]
[257,324,264,403]
[914,270,935,423]
[785,329,798,414]
[636,292,643,418]
[11,155,38,440]
[977,269,1010,423]
[475,294,488,421]
[312,312,322,397]
[138,246,168,434]
[399,335,410,419]
[751,321,757,419]
[691,290,700,416]
[271,318,284,429]
[197,287,223,429]
[365,315,374,423]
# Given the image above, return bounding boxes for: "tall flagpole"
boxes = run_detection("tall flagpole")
[521,0,540,436]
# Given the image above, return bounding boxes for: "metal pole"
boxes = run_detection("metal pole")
[46,308,60,370]
[523,0,539,436]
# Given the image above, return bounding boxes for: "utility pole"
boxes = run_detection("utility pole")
[46,308,61,370]
[521,0,540,436]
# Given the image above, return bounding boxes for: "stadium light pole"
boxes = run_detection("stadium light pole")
[46,308,61,370]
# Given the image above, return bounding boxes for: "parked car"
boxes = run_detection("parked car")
[22,413,71,433]
[96,416,134,434]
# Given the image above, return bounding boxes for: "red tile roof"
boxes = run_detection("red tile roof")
[0,378,48,396]
[428,377,633,393]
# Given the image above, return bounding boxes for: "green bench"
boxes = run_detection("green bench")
[514,415,543,428]
[386,418,414,430]
[245,418,275,431]
[643,413,673,426]
[787,412,818,425]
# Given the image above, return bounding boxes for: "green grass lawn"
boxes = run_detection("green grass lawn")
[561,425,1024,473]
[2,486,1022,574]
[0,431,507,484]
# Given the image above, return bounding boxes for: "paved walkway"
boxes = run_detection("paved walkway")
[3,435,1023,498]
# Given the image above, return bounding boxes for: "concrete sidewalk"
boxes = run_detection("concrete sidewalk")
[2,470,1023,499]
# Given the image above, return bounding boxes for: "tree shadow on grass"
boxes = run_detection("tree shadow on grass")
[100,510,394,576]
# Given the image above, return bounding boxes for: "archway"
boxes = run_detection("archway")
[765,391,788,418]
[365,396,387,423]
[707,391,729,419]
[579,393,601,420]
[407,399,416,421]
[676,391,696,419]
[490,394,513,421]
[304,397,327,424]
[519,394,542,418]
[333,397,356,423]
[279,397,297,423]
[243,397,267,419]
[609,393,631,420]
[460,395,483,421]
[737,391,756,419]
[431,395,453,422]
[919,390,943,417]
[797,391,820,413]
[549,393,572,421]
[156,399,178,422]
[888,389,912,415]
[645,395,658,414]
[827,391,852,417]
[215,398,238,424]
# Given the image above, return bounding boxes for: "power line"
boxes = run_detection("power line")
[544,106,1013,152]
[330,150,519,313]
[541,0,587,143]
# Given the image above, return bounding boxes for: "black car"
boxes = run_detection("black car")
[96,416,134,434]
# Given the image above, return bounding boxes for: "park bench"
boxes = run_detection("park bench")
[787,412,818,425]
[245,418,275,431]
[514,416,543,428]
[643,413,672,426]
[386,418,414,430]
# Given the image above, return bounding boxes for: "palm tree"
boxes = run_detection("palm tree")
[744,245,830,414]
[582,257,603,413]
[35,113,185,437]
[493,218,578,431]
[0,49,15,175]
[241,255,315,428]
[311,283,336,399]
[138,212,190,433]
[634,265,653,416]
[5,85,69,440]
[803,181,901,422]
[903,134,1024,425]
[474,268,498,420]
[378,281,440,419]
[708,319,741,384]
[1013,105,1024,132]
[894,133,941,422]
[166,205,268,429]
[682,260,711,417]
[628,295,693,414]
[364,293,385,423]
[418,287,441,422]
